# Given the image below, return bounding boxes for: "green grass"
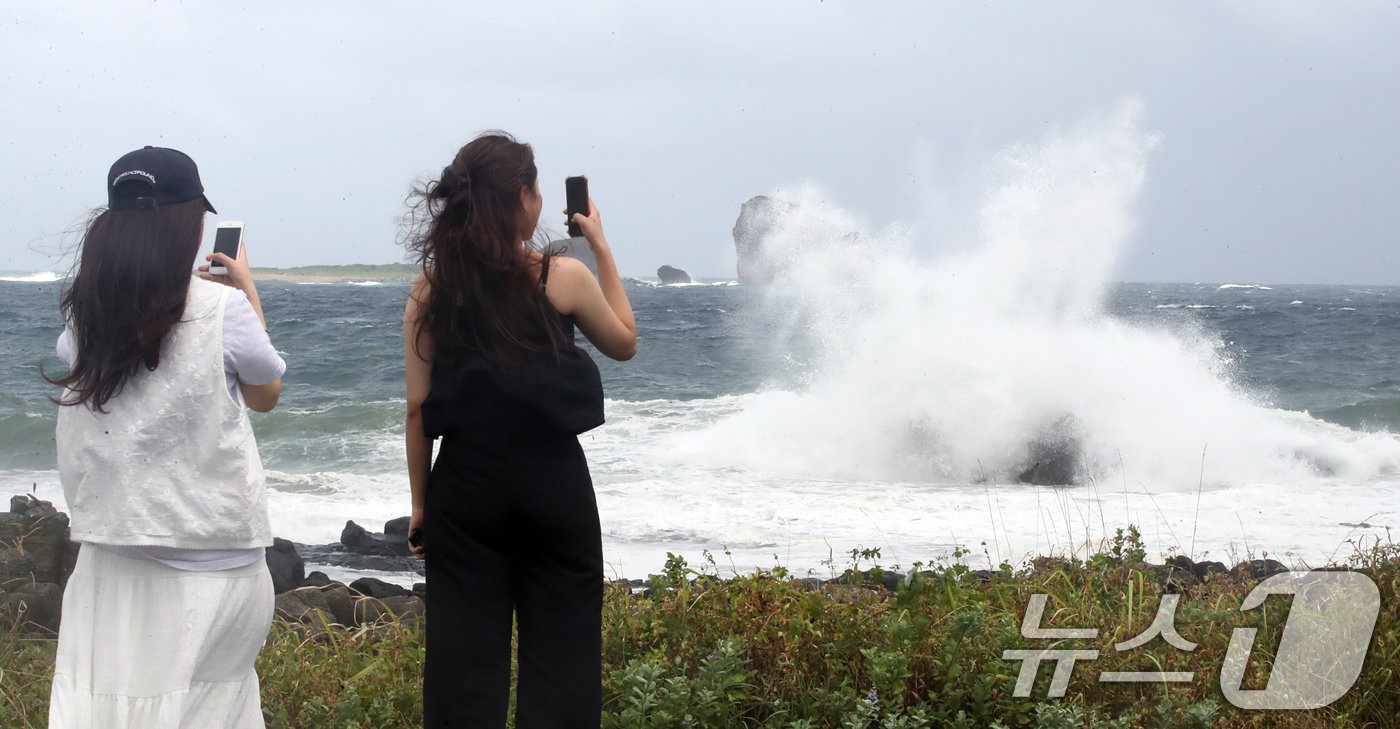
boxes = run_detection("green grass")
[2,528,1396,728]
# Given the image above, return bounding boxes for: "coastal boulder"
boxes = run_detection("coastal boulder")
[1,495,76,594]
[0,550,37,590]
[296,519,424,575]
[383,516,410,537]
[265,538,305,594]
[321,583,358,627]
[349,577,413,600]
[273,592,314,623]
[340,520,412,557]
[1231,559,1289,581]
[0,582,63,634]
[657,265,692,285]
[381,595,424,629]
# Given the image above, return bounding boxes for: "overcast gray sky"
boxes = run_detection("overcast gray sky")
[2,2,1396,283]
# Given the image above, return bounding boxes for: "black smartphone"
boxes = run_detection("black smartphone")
[565,176,588,237]
[408,528,423,548]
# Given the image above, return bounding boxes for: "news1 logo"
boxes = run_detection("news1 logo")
[1002,571,1381,710]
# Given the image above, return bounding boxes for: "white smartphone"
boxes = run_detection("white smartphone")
[210,221,244,276]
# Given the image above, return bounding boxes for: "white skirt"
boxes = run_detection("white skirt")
[49,545,274,729]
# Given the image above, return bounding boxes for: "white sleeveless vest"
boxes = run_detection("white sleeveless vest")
[56,277,272,549]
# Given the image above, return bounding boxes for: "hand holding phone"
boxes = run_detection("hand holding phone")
[210,221,245,276]
[565,176,588,237]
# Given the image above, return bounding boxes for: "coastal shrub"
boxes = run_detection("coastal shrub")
[1,526,1396,728]
[0,634,54,729]
[256,619,424,728]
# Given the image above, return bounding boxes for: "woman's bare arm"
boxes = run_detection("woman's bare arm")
[238,381,281,412]
[403,274,434,557]
[552,198,637,361]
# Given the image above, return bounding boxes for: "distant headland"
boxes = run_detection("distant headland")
[251,263,417,283]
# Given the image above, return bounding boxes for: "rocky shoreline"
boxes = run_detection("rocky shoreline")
[0,495,434,637]
[1,494,1307,640]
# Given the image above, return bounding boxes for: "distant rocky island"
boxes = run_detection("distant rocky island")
[657,265,692,284]
[732,195,793,285]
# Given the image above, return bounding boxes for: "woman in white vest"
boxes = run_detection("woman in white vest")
[48,146,285,729]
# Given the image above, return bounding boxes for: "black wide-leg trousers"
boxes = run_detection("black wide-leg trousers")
[423,434,603,728]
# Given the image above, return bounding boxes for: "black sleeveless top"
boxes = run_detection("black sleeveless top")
[420,260,605,445]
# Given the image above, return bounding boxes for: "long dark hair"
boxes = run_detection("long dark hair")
[48,199,206,411]
[404,131,566,367]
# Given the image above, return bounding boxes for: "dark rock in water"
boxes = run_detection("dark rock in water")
[383,516,410,536]
[340,520,411,557]
[350,577,413,600]
[1016,415,1082,485]
[302,571,333,588]
[294,541,426,576]
[297,519,423,575]
[413,582,427,601]
[732,196,794,285]
[265,538,305,595]
[657,265,692,285]
[1231,559,1289,581]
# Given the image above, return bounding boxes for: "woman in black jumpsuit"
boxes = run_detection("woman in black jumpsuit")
[402,132,637,728]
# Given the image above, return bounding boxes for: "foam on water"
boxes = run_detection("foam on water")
[658,100,1400,491]
[0,271,61,283]
[581,99,1400,571]
[581,396,1400,575]
[9,101,1397,578]
[627,280,741,288]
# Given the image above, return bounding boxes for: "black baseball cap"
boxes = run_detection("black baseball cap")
[107,146,217,213]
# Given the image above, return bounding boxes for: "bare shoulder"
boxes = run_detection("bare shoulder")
[543,256,594,314]
[550,255,591,281]
[405,272,431,322]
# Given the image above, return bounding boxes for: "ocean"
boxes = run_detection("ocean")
[3,273,1398,582]
[4,110,1397,582]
